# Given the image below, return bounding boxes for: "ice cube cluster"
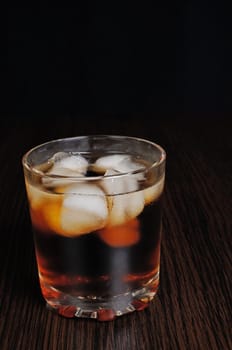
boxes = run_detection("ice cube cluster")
[27,153,164,238]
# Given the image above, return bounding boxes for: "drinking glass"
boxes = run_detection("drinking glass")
[22,135,166,321]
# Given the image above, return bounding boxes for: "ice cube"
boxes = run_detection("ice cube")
[93,155,130,173]
[42,153,88,187]
[98,218,140,247]
[51,153,88,174]
[101,171,144,226]
[114,158,145,174]
[102,169,137,194]
[143,176,165,204]
[108,190,144,226]
[60,183,108,236]
[50,152,69,162]
[93,154,145,184]
[47,167,82,177]
[42,167,84,188]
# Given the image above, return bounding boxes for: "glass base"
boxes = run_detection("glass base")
[44,276,159,321]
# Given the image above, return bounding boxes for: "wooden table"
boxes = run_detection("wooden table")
[0,115,231,350]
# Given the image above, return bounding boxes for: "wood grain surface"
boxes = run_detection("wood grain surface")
[0,115,231,350]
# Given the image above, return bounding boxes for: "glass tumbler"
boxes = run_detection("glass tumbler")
[22,135,166,321]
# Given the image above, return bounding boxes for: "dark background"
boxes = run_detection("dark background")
[5,3,231,117]
[1,6,231,349]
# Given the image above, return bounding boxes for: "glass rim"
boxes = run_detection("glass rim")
[22,135,166,180]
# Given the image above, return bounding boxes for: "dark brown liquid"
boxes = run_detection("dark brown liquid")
[33,199,162,297]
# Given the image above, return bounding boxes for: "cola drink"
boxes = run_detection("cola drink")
[23,136,166,320]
